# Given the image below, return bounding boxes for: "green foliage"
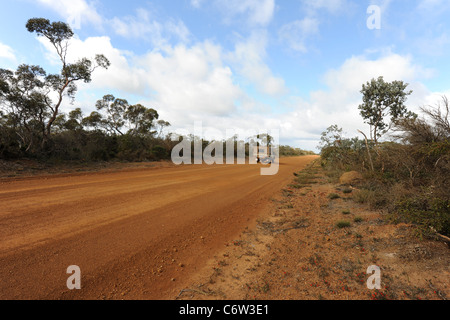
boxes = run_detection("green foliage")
[393,196,450,238]
[95,95,127,135]
[124,104,159,136]
[279,145,315,156]
[320,132,371,172]
[353,216,364,223]
[0,18,110,151]
[320,91,450,238]
[319,125,343,150]
[336,221,351,228]
[358,76,416,144]
[26,18,74,43]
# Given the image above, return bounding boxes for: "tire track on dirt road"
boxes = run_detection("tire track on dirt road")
[0,156,318,299]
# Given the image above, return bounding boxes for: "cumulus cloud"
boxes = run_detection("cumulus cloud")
[215,0,275,26]
[137,41,244,122]
[279,0,356,54]
[109,8,191,46]
[0,42,16,61]
[34,0,103,29]
[37,34,243,126]
[38,35,146,95]
[229,31,288,96]
[278,17,320,53]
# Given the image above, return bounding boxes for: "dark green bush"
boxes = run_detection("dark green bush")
[393,196,450,237]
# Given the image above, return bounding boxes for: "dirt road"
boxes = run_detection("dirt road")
[0,156,317,300]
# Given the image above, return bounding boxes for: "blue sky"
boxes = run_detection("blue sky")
[1,0,450,151]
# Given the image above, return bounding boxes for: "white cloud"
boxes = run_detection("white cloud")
[302,0,350,14]
[38,35,146,95]
[189,0,275,27]
[138,42,243,122]
[215,0,275,26]
[229,31,288,96]
[417,0,449,10]
[190,0,204,8]
[109,8,190,45]
[34,0,103,29]
[415,32,450,56]
[0,42,16,61]
[281,0,354,54]
[37,34,243,127]
[278,17,320,53]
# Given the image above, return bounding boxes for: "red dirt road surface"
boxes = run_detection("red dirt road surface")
[0,156,318,300]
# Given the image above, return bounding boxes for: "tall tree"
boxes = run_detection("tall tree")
[95,94,128,135]
[0,65,48,151]
[156,119,171,138]
[0,18,110,150]
[358,76,416,145]
[124,104,159,136]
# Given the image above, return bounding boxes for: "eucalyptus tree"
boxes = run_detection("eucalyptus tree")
[124,104,159,137]
[358,76,416,146]
[0,18,110,151]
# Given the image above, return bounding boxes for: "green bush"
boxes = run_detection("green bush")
[393,196,450,237]
[354,216,364,223]
[336,221,351,228]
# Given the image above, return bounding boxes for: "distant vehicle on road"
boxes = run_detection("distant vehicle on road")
[253,146,276,164]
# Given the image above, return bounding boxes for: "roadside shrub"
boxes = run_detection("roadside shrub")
[294,172,318,185]
[342,187,353,194]
[151,145,169,160]
[353,188,387,209]
[354,216,364,223]
[320,97,449,240]
[336,221,351,228]
[392,195,450,238]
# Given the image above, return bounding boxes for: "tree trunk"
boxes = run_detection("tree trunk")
[358,130,374,172]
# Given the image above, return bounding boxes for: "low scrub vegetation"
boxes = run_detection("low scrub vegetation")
[336,220,351,229]
[319,77,449,238]
[279,145,316,157]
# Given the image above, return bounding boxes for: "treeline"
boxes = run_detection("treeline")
[0,93,175,161]
[279,145,316,156]
[319,77,449,238]
[0,18,173,162]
